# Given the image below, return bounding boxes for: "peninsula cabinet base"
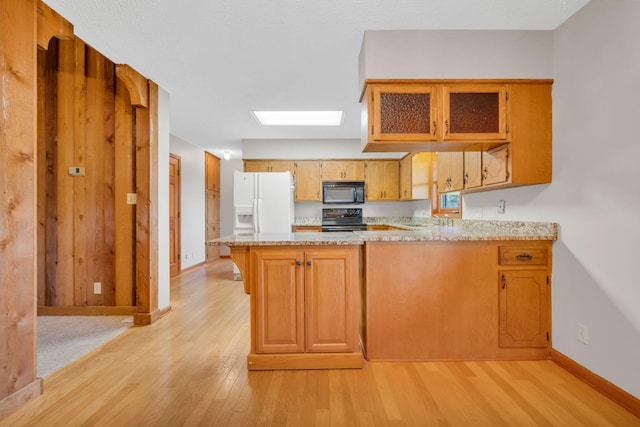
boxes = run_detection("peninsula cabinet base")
[363,240,552,361]
[247,352,364,371]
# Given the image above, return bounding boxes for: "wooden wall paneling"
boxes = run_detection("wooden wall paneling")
[114,77,135,306]
[36,0,73,49]
[72,38,88,307]
[37,47,47,307]
[42,39,59,306]
[102,53,117,305]
[0,0,42,412]
[54,38,78,306]
[133,80,160,325]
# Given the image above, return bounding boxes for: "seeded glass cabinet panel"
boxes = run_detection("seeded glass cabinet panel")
[442,84,508,141]
[371,84,438,142]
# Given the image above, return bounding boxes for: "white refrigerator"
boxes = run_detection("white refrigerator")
[232,171,295,279]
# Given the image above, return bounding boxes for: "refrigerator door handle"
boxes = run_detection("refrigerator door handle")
[254,199,260,233]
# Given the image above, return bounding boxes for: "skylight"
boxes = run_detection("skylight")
[252,110,343,126]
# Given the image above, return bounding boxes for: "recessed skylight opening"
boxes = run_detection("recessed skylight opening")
[252,110,343,126]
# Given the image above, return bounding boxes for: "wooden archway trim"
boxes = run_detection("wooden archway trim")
[115,65,149,108]
[37,1,73,49]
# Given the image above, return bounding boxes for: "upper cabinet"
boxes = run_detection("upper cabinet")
[400,153,432,200]
[320,160,365,181]
[244,160,296,175]
[369,84,438,143]
[361,79,551,154]
[442,84,508,142]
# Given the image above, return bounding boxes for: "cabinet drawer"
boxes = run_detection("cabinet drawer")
[499,246,548,265]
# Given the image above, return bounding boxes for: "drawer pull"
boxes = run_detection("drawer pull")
[516,253,533,261]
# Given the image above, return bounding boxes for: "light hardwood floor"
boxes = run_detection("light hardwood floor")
[2,259,638,426]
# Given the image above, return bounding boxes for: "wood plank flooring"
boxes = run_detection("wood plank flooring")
[2,259,638,426]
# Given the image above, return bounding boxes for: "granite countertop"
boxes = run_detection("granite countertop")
[208,219,557,246]
[355,219,557,242]
[210,232,363,246]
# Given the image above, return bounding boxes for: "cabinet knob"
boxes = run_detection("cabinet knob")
[501,274,507,289]
[296,260,301,266]
[306,261,312,266]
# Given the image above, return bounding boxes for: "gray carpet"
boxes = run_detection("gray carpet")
[37,316,133,378]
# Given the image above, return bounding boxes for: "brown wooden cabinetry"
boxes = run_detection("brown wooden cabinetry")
[498,244,551,348]
[436,152,464,193]
[205,152,221,262]
[244,160,295,174]
[294,161,321,201]
[482,144,509,186]
[247,246,362,369]
[320,160,365,181]
[365,160,400,201]
[292,225,322,232]
[363,240,552,361]
[400,153,432,200]
[463,151,482,189]
[442,84,508,141]
[361,80,553,194]
[368,84,439,146]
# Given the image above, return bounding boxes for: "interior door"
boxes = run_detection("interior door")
[169,154,181,277]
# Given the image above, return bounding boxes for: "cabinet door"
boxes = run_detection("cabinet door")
[206,223,220,261]
[482,144,509,186]
[305,249,357,353]
[371,84,438,141]
[342,161,365,181]
[464,152,482,189]
[254,249,305,353]
[269,161,295,175]
[399,155,412,200]
[437,152,464,193]
[499,270,549,348]
[442,84,508,141]
[205,153,220,191]
[295,161,321,201]
[365,160,398,201]
[320,161,344,181]
[382,160,400,200]
[244,160,270,172]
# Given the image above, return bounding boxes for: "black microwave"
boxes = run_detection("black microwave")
[322,181,365,204]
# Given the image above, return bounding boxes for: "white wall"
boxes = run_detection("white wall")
[158,87,171,310]
[465,0,640,398]
[359,30,554,90]
[169,135,207,268]
[360,5,640,398]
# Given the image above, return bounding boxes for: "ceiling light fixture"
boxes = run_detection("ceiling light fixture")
[252,110,343,126]
[223,151,231,160]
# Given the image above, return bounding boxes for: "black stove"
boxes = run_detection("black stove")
[321,208,367,232]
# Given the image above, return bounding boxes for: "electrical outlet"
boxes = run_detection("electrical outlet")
[93,282,102,294]
[577,323,589,344]
[497,200,506,214]
[126,193,137,205]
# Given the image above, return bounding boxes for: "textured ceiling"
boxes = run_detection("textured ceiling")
[44,0,590,158]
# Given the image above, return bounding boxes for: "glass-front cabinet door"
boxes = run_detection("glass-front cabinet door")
[371,84,438,141]
[442,84,508,141]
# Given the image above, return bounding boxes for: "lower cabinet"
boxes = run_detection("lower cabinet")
[248,246,362,369]
[363,240,552,361]
[499,270,549,348]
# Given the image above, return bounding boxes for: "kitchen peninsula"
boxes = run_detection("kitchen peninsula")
[208,219,557,370]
